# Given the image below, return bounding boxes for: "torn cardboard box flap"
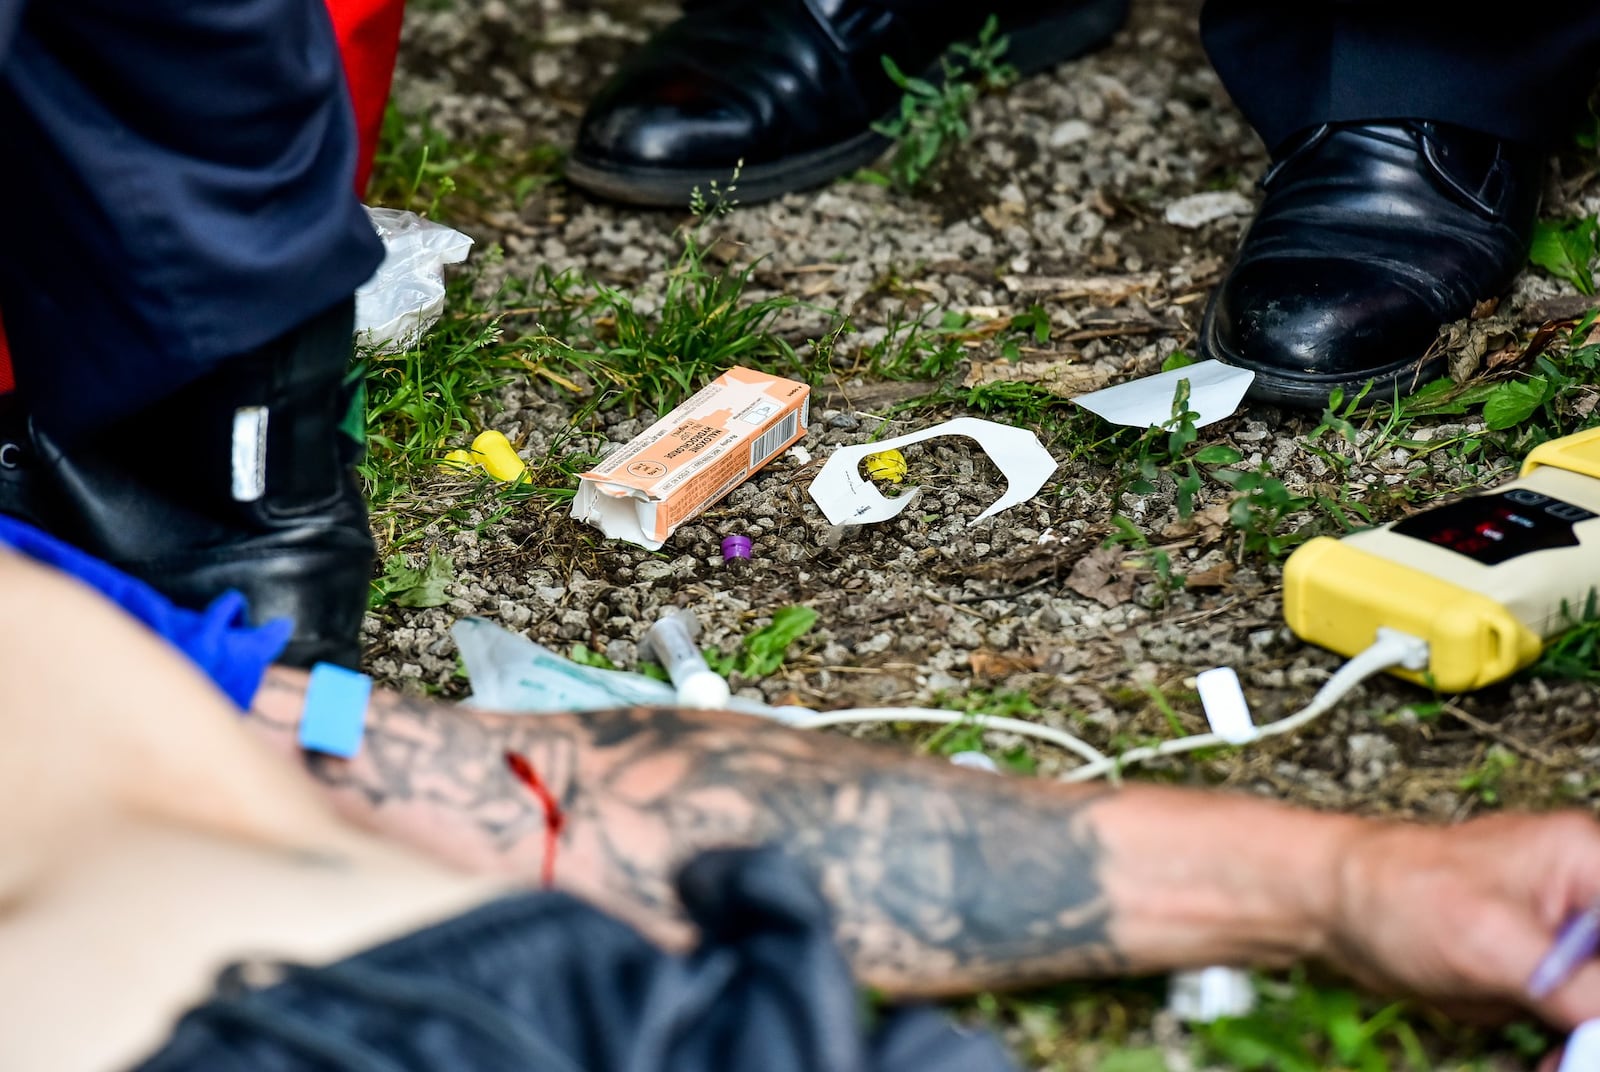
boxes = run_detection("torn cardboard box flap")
[572,367,810,549]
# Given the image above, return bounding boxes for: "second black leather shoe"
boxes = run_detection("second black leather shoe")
[568,0,1129,206]
[30,299,374,669]
[1200,121,1542,408]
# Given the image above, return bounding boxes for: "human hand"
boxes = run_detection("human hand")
[1325,811,1600,1030]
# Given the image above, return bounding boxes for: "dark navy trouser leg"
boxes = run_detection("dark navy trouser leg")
[1201,1,1600,153]
[0,0,384,440]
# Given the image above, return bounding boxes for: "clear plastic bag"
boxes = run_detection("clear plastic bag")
[353,207,474,354]
[452,616,813,721]
[453,617,677,712]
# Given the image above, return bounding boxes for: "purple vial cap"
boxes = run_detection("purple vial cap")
[721,534,753,560]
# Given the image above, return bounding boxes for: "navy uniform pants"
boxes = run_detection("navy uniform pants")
[0,0,383,442]
[0,1,1594,442]
[1201,1,1600,154]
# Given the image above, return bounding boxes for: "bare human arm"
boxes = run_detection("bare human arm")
[248,668,1600,1027]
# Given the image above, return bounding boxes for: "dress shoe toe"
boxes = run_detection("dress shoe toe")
[1210,258,1450,405]
[1201,121,1541,408]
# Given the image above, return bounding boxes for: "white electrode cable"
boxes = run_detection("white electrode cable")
[789,708,1111,766]
[787,628,1431,782]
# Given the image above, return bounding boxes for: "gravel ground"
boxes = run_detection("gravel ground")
[371,0,1600,1065]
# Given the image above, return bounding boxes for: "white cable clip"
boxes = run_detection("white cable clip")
[1167,966,1256,1023]
[1560,1020,1600,1072]
[1196,667,1256,745]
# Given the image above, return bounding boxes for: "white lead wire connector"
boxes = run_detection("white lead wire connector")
[1561,1020,1600,1072]
[1168,966,1256,1023]
[645,610,731,709]
[1195,667,1256,745]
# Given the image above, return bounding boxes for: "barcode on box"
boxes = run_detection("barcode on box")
[750,409,799,466]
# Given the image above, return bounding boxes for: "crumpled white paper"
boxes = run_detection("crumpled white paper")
[354,207,474,353]
[806,416,1058,527]
[1071,359,1254,430]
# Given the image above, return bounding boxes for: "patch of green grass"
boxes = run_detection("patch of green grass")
[368,549,455,610]
[865,308,972,380]
[1529,589,1600,683]
[962,380,1103,451]
[368,105,563,218]
[1196,974,1432,1072]
[923,721,1039,775]
[916,688,1052,774]
[871,14,1017,191]
[1457,744,1519,806]
[702,605,819,680]
[356,268,535,507]
[525,222,832,417]
[506,165,838,416]
[1529,214,1599,295]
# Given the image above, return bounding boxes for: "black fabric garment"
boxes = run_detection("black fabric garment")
[1200,1,1600,152]
[133,847,1017,1072]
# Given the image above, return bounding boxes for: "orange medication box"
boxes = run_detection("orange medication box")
[571,367,810,549]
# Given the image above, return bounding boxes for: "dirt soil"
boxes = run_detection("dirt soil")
[375,0,1600,1062]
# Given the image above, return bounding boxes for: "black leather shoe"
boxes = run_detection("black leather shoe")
[568,0,1129,206]
[1200,121,1542,408]
[31,299,374,669]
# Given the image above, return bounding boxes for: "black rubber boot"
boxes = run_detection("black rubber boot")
[31,298,373,669]
[0,393,54,532]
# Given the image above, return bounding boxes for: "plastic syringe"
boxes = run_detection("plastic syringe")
[644,610,731,709]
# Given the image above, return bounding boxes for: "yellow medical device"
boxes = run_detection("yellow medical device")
[1284,426,1600,692]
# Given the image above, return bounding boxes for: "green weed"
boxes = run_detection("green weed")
[1104,515,1185,599]
[369,105,563,218]
[999,304,1052,361]
[872,15,1017,191]
[1195,973,1430,1072]
[530,223,826,417]
[1529,589,1600,683]
[865,308,972,380]
[357,270,535,506]
[923,720,1039,776]
[369,549,455,610]
[1211,460,1318,560]
[1457,745,1518,806]
[567,643,616,670]
[702,605,819,679]
[1529,214,1599,295]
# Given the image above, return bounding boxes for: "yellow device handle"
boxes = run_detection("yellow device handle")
[1520,425,1600,480]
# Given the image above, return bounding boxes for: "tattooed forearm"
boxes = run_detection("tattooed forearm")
[248,671,1121,993]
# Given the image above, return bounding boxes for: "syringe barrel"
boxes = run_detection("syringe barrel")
[645,612,708,688]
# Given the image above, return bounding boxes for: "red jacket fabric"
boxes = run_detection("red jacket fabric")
[0,0,403,397]
[327,0,405,196]
[0,315,12,395]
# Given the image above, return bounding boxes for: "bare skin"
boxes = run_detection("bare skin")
[245,668,1600,1027]
[0,551,506,1072]
[5,546,1600,1072]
